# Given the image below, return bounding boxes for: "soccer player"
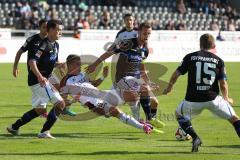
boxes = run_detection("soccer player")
[88,18,164,129]
[60,54,157,134]
[13,19,47,78]
[163,33,240,152]
[12,19,49,118]
[7,20,66,139]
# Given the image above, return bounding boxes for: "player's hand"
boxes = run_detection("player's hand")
[13,66,19,78]
[226,97,234,105]
[102,66,109,78]
[37,75,48,87]
[163,84,173,95]
[85,63,97,74]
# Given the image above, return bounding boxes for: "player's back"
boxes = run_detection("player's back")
[177,50,226,102]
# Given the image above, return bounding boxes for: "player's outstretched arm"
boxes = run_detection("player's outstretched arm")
[85,51,114,74]
[90,66,109,87]
[163,70,181,95]
[219,80,234,105]
[13,49,25,78]
[29,60,47,87]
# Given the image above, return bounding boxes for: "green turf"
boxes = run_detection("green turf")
[0,63,239,160]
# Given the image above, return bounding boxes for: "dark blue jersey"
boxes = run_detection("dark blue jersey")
[27,38,59,86]
[20,34,43,53]
[112,38,148,83]
[177,50,227,102]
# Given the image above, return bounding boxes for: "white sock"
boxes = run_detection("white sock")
[129,101,140,121]
[119,112,143,130]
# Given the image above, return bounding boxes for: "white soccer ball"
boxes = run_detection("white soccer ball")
[175,127,191,141]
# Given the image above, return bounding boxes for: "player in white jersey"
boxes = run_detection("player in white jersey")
[60,54,162,134]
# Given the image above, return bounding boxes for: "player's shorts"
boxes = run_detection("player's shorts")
[30,82,63,108]
[176,96,236,120]
[116,76,142,92]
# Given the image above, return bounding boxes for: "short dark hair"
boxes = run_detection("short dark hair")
[38,19,47,28]
[200,33,215,50]
[66,54,81,67]
[138,22,152,31]
[47,19,63,31]
[123,13,133,20]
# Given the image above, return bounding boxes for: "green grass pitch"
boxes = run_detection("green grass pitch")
[0,63,239,160]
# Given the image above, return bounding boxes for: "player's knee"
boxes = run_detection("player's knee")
[151,98,159,109]
[34,108,46,115]
[109,106,120,117]
[229,115,239,124]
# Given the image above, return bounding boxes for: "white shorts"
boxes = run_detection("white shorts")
[176,96,236,120]
[30,82,63,108]
[116,76,142,92]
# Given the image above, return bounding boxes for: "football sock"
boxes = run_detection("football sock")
[177,116,199,140]
[129,101,140,121]
[41,107,60,133]
[12,109,39,130]
[140,96,151,121]
[119,112,143,129]
[233,120,240,137]
[150,108,157,119]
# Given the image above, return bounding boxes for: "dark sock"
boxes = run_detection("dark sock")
[140,96,151,121]
[41,107,60,133]
[177,116,199,140]
[150,108,157,119]
[233,120,240,137]
[12,109,39,130]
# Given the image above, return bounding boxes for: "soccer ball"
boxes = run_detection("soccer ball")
[175,127,192,141]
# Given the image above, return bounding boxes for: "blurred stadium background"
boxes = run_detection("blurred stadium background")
[0,0,240,63]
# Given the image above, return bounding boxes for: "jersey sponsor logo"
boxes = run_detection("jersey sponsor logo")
[35,50,43,58]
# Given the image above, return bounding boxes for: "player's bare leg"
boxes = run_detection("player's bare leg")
[229,115,240,137]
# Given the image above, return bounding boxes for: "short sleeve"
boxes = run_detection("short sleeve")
[177,55,189,75]
[20,37,32,52]
[218,59,227,80]
[28,41,46,61]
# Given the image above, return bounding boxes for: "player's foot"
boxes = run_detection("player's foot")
[149,118,165,128]
[191,137,202,152]
[143,123,152,134]
[38,131,56,139]
[63,108,77,116]
[40,112,48,118]
[152,127,164,134]
[6,126,19,136]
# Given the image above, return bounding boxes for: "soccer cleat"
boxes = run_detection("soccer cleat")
[63,108,77,116]
[152,127,164,134]
[143,123,153,134]
[149,118,166,128]
[6,126,19,136]
[38,131,56,139]
[191,137,202,152]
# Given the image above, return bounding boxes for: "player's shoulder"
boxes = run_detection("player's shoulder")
[116,28,138,39]
[26,34,40,42]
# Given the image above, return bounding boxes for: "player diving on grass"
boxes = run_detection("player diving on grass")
[163,33,240,152]
[59,54,162,134]
[86,22,165,131]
